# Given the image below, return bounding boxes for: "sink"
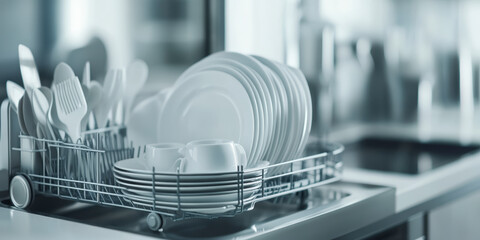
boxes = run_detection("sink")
[343,137,480,175]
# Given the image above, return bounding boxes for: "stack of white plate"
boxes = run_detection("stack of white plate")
[157,52,312,175]
[113,158,268,214]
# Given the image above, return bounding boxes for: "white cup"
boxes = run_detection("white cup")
[145,143,184,172]
[180,139,247,173]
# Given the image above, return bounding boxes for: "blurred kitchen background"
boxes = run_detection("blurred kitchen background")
[2,0,480,238]
[2,0,480,143]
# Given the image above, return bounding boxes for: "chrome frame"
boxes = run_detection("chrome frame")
[11,126,343,221]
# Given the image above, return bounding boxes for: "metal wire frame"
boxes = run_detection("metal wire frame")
[12,128,344,221]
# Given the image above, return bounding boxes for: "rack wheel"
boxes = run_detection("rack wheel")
[147,212,163,231]
[10,175,34,209]
[298,189,310,210]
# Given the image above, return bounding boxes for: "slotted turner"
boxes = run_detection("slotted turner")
[52,77,87,142]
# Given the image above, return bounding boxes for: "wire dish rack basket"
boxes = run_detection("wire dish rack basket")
[7,119,344,231]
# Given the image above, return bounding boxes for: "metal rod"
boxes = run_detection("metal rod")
[240,165,244,211]
[236,165,240,206]
[96,132,100,202]
[57,146,60,195]
[42,140,45,192]
[176,167,181,214]
[152,166,156,211]
[15,127,344,221]
[261,168,265,197]
[290,162,294,190]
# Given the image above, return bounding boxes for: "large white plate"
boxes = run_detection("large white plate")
[257,65,283,163]
[209,52,276,166]
[130,199,242,214]
[176,60,264,166]
[114,174,261,193]
[157,70,255,160]
[113,171,262,186]
[177,56,270,166]
[282,62,304,162]
[122,187,258,204]
[252,57,299,175]
[114,158,269,181]
[274,62,306,175]
[289,66,312,158]
[252,56,290,164]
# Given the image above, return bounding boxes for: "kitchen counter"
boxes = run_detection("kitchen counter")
[329,122,480,238]
[344,150,480,212]
[0,201,157,240]
[330,123,480,212]
[0,182,394,239]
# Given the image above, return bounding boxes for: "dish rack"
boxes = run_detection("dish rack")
[2,102,344,232]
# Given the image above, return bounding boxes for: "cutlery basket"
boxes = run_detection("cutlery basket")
[1,100,344,231]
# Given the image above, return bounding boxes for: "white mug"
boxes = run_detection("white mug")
[145,143,184,172]
[180,139,247,173]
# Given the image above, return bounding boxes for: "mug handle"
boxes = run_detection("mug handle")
[235,143,248,168]
[173,158,186,173]
[175,147,187,173]
[177,146,186,156]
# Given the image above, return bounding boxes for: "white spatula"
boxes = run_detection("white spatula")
[52,77,87,143]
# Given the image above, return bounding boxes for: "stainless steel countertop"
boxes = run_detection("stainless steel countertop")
[332,123,480,212]
[0,182,394,239]
[344,151,480,212]
[0,204,157,240]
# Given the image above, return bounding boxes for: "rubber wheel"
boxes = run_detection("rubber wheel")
[298,189,310,210]
[147,212,163,231]
[10,175,34,209]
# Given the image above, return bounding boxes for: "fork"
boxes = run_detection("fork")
[52,76,87,143]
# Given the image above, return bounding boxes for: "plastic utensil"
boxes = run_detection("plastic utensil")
[17,95,28,134]
[81,81,103,131]
[22,93,37,137]
[82,61,91,86]
[124,60,148,124]
[32,88,57,140]
[112,69,126,126]
[49,62,77,137]
[93,69,118,128]
[52,77,87,142]
[6,81,25,113]
[18,44,41,99]
[127,88,169,147]
[52,62,75,86]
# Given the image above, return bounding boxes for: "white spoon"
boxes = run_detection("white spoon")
[37,87,61,140]
[82,61,91,86]
[124,60,148,124]
[81,81,102,131]
[127,88,170,147]
[112,69,126,126]
[18,44,41,99]
[17,95,28,135]
[93,69,118,128]
[22,93,37,137]
[6,81,25,113]
[32,88,57,140]
[36,125,45,140]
